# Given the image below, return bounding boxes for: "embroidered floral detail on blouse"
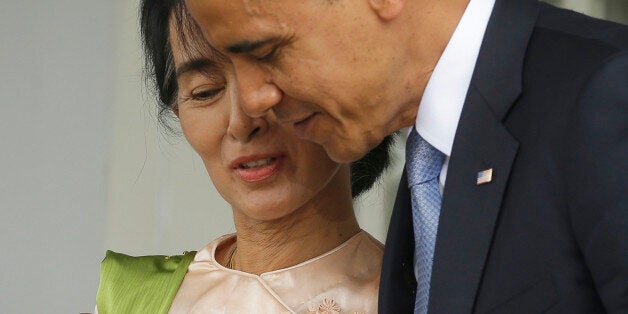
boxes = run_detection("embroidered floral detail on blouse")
[308,298,341,314]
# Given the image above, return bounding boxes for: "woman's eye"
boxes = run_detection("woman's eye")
[191,87,224,101]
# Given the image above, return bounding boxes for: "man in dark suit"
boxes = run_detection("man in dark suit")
[184,0,627,312]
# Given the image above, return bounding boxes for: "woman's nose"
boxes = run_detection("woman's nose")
[233,61,283,118]
[227,96,270,143]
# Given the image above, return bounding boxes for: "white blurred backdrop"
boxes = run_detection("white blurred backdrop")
[0,0,626,312]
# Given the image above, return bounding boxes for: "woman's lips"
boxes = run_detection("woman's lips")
[231,154,285,182]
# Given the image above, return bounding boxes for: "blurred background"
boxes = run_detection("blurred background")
[1,0,626,312]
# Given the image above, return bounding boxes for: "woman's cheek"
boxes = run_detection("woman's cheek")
[180,106,228,158]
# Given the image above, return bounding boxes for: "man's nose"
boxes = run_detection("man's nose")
[233,61,283,118]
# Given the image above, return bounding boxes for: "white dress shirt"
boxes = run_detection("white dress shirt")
[410,0,495,281]
[413,0,496,194]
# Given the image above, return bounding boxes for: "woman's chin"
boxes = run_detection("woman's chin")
[235,198,306,222]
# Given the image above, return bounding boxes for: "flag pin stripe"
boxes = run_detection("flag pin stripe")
[477,168,493,185]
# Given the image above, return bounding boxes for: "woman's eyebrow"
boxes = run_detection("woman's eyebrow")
[176,58,218,78]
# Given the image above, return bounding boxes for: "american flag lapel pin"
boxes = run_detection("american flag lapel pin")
[477,168,493,185]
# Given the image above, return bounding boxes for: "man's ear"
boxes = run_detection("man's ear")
[368,0,406,21]
[172,104,179,117]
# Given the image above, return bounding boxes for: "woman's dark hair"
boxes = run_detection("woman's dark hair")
[349,135,395,198]
[140,0,178,131]
[139,0,395,198]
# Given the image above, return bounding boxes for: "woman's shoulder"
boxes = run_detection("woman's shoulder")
[99,250,197,283]
[101,250,196,270]
[96,250,196,314]
[354,230,385,256]
[360,230,385,247]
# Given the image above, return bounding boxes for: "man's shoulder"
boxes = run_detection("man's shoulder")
[521,4,628,92]
[535,2,628,51]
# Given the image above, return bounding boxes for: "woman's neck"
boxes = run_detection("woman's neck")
[227,171,359,275]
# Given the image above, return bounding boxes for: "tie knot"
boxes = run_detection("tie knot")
[406,129,446,187]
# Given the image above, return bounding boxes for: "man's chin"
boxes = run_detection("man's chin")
[323,141,371,164]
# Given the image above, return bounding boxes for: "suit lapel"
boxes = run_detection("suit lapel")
[428,0,539,313]
[428,87,518,314]
[379,170,418,313]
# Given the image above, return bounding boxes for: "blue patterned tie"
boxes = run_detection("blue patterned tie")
[406,128,445,314]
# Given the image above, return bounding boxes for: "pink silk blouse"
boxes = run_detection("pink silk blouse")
[169,230,383,313]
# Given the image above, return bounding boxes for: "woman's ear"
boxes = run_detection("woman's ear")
[172,104,180,117]
[368,0,406,21]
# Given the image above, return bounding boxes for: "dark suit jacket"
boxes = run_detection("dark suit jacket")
[379,0,628,313]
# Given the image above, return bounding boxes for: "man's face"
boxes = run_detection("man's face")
[185,0,420,163]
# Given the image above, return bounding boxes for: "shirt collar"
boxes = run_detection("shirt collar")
[415,0,496,156]
[189,231,383,312]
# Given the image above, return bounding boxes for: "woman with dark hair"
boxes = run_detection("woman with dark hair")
[95,0,394,313]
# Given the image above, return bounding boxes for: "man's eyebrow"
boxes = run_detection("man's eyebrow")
[175,58,217,78]
[226,37,282,54]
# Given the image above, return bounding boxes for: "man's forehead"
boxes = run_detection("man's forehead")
[186,0,270,21]
[187,0,288,48]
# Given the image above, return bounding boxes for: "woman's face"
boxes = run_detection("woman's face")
[169,22,350,221]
